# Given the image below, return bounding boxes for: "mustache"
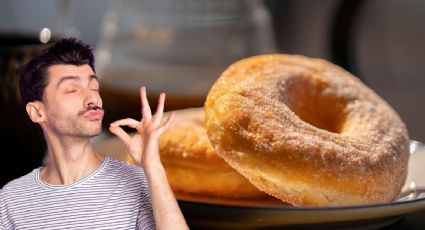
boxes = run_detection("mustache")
[77,104,104,116]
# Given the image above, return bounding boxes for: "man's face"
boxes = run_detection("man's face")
[41,64,104,138]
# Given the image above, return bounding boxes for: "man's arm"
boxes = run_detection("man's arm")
[143,138,188,229]
[110,87,188,230]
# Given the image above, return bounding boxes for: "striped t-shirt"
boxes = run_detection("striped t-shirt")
[0,156,156,230]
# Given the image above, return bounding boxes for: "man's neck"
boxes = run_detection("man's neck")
[40,133,105,185]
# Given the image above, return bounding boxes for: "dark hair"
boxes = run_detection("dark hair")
[19,37,95,105]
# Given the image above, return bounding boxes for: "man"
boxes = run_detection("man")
[0,38,188,229]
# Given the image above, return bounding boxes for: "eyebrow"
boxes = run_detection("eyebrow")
[56,74,98,89]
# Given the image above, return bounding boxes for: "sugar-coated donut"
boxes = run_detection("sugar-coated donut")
[205,54,410,206]
[155,108,268,199]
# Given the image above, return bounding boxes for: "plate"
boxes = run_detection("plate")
[177,141,425,229]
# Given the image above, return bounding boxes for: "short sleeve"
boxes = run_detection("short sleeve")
[136,173,156,230]
[0,189,5,230]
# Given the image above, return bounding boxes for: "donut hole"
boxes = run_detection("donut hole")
[282,73,348,133]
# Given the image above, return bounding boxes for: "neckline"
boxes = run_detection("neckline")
[35,155,110,189]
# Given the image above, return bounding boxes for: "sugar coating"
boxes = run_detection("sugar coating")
[205,54,410,206]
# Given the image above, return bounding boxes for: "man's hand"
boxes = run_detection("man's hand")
[109,86,188,229]
[109,86,175,168]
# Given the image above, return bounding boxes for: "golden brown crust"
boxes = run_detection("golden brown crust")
[155,108,267,199]
[205,54,410,206]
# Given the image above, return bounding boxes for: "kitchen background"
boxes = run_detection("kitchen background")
[1,0,424,188]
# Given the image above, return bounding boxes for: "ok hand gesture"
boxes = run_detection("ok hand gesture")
[109,86,175,168]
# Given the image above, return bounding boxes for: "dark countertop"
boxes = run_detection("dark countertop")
[384,210,425,230]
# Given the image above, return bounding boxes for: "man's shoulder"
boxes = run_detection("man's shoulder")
[105,156,147,181]
[1,169,38,198]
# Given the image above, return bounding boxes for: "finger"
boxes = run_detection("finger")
[153,93,165,124]
[110,118,140,129]
[109,125,132,145]
[140,86,152,120]
[157,112,175,133]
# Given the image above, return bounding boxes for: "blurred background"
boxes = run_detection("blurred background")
[1,0,424,189]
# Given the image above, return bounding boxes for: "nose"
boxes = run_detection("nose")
[84,89,102,109]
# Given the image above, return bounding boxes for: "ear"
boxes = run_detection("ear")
[26,101,46,123]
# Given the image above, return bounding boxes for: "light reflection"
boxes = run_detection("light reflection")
[39,28,51,44]
[409,141,417,154]
[409,181,417,191]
